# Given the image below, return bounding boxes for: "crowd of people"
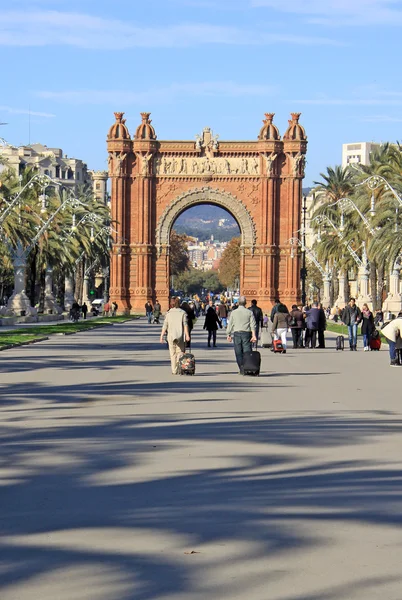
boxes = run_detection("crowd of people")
[69,299,118,321]
[156,293,402,374]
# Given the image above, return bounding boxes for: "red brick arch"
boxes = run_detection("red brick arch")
[107,112,307,313]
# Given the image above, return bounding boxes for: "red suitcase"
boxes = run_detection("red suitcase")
[369,337,381,351]
[272,339,285,353]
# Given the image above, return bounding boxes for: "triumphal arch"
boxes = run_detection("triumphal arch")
[107,111,307,313]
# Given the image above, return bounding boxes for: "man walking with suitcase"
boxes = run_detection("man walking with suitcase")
[160,298,190,375]
[226,296,257,374]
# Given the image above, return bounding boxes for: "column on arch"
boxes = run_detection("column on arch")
[128,167,155,314]
[109,159,131,312]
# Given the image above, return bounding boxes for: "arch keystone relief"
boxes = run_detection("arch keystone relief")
[107,112,307,312]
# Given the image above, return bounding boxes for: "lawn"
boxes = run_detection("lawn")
[0,316,140,349]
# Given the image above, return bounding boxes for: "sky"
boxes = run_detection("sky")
[1,0,402,186]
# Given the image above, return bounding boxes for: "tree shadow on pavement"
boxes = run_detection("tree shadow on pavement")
[1,411,402,599]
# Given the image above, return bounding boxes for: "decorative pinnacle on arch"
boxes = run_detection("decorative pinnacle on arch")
[283,112,306,141]
[135,112,157,140]
[108,112,130,140]
[258,112,279,141]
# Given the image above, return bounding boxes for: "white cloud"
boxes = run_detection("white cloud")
[251,0,402,26]
[361,115,402,122]
[0,9,341,48]
[35,81,279,105]
[293,88,402,106]
[0,105,55,118]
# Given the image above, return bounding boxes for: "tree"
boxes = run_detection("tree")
[174,267,222,296]
[202,270,222,294]
[305,260,324,303]
[219,236,240,288]
[313,165,354,205]
[170,231,190,276]
[0,167,112,309]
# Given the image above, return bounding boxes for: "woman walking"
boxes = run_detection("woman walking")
[361,303,374,351]
[272,303,291,352]
[203,301,222,347]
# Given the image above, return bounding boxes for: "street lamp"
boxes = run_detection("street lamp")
[288,237,328,279]
[0,173,59,226]
[357,174,402,209]
[313,214,364,267]
[301,195,307,306]
[5,190,86,316]
[337,197,375,236]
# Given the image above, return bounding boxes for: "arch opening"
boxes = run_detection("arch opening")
[156,187,256,250]
[154,187,256,302]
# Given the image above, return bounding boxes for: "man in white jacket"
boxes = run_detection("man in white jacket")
[381,316,402,366]
[160,298,190,374]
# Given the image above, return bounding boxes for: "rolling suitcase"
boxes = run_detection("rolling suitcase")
[178,343,196,375]
[336,335,344,351]
[260,327,272,348]
[272,339,285,353]
[369,336,381,351]
[242,343,261,376]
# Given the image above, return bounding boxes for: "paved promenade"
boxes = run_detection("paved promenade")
[1,320,402,600]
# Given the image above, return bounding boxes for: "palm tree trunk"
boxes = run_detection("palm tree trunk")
[28,246,39,306]
[75,260,85,304]
[345,271,350,303]
[377,262,385,309]
[369,261,377,310]
[38,267,46,313]
[331,265,338,305]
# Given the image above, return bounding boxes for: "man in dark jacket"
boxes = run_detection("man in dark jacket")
[318,303,327,348]
[145,301,153,324]
[305,302,321,349]
[342,298,362,350]
[289,304,303,348]
[249,299,263,342]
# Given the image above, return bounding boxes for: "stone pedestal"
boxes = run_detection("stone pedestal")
[322,272,331,308]
[64,275,75,311]
[44,267,62,314]
[82,276,91,306]
[357,266,373,310]
[7,244,37,317]
[382,269,402,315]
[334,271,347,309]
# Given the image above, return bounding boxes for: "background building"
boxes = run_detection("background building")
[341,142,381,168]
[0,143,108,202]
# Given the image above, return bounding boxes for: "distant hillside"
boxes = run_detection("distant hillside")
[173,205,240,242]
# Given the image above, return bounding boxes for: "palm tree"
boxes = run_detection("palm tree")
[313,165,354,205]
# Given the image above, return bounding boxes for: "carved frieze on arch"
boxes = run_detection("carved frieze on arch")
[155,186,257,249]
